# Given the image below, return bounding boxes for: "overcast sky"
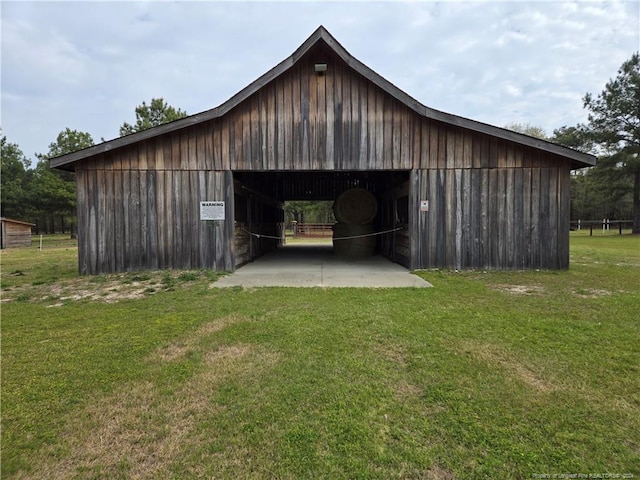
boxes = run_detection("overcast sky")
[2,0,638,161]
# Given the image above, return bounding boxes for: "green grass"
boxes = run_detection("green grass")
[1,234,639,479]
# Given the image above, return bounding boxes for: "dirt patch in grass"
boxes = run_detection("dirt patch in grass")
[491,284,546,296]
[149,315,248,362]
[394,379,424,400]
[573,288,612,298]
[374,341,409,368]
[2,270,218,306]
[424,464,457,480]
[16,343,280,480]
[460,341,556,393]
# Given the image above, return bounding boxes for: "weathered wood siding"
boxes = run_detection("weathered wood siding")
[409,161,571,270]
[75,167,234,275]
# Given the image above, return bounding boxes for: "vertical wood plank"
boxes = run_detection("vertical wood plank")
[233,110,243,170]
[463,132,472,170]
[530,167,541,269]
[436,169,446,267]
[419,118,430,170]
[454,130,464,169]
[121,170,131,271]
[455,168,463,269]
[426,169,436,266]
[105,169,116,272]
[445,168,455,267]
[97,170,107,273]
[470,169,482,268]
[383,96,393,170]
[488,137,498,168]
[349,75,360,169]
[461,168,472,268]
[205,120,214,170]
[333,62,343,170]
[505,168,515,268]
[243,101,253,169]
[76,170,88,274]
[309,68,319,170]
[547,167,558,269]
[147,171,158,269]
[497,140,507,168]
[224,170,235,270]
[155,171,166,269]
[291,64,302,170]
[498,169,508,267]
[162,136,171,171]
[146,139,156,171]
[300,60,311,170]
[88,171,99,274]
[139,171,149,268]
[367,83,376,169]
[284,74,295,170]
[172,171,183,269]
[438,127,447,170]
[249,95,259,170]
[171,133,181,170]
[274,80,284,169]
[522,168,532,268]
[164,171,174,268]
[358,80,368,170]
[198,171,208,268]
[513,168,524,269]
[316,72,327,169]
[376,89,386,169]
[409,169,420,270]
[129,170,141,271]
[340,64,351,170]
[196,124,207,171]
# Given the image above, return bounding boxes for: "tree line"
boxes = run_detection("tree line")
[1,98,186,234]
[2,53,639,234]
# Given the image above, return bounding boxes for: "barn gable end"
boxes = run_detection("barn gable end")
[51,26,595,275]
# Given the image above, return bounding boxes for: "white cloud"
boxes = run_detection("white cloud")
[1,0,638,157]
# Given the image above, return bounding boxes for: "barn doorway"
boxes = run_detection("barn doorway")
[232,170,412,269]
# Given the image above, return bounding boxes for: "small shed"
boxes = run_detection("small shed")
[0,218,35,249]
[50,26,596,275]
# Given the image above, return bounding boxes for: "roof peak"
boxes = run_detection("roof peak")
[50,26,595,170]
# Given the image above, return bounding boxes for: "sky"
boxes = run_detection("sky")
[1,0,639,161]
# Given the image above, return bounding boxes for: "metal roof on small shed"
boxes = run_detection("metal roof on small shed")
[50,26,596,171]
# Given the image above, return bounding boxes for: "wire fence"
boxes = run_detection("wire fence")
[570,220,635,236]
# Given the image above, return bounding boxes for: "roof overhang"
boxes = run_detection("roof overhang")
[50,26,596,172]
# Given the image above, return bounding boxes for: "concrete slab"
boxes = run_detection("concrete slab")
[213,243,432,288]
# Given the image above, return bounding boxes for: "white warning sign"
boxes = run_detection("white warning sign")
[420,200,429,212]
[200,201,225,220]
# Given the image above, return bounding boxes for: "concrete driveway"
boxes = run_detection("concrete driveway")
[213,243,432,288]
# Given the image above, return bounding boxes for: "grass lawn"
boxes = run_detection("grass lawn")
[1,233,639,479]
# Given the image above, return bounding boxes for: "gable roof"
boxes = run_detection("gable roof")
[0,217,36,227]
[50,26,596,171]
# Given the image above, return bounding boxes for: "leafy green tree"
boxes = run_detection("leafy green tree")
[582,52,640,233]
[504,122,548,140]
[284,201,335,226]
[1,136,31,218]
[119,98,187,136]
[34,128,95,233]
[42,127,95,159]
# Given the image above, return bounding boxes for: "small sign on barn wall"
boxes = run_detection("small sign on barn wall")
[420,200,429,212]
[200,201,225,220]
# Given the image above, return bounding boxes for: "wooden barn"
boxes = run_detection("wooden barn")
[1,218,35,249]
[51,26,595,275]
